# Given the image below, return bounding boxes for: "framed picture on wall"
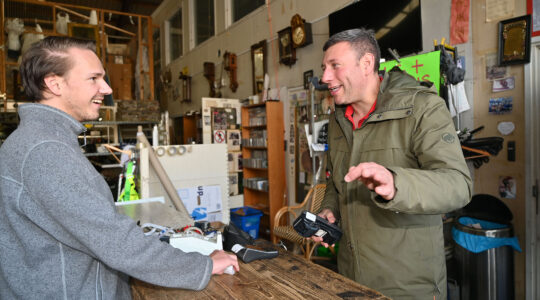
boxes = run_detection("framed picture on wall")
[303,70,313,90]
[498,15,531,66]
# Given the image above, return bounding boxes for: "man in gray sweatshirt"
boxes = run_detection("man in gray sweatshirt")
[0,36,238,299]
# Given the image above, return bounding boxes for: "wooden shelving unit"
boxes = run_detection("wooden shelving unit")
[241,101,285,240]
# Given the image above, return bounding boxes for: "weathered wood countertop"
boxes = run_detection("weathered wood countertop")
[131,244,390,299]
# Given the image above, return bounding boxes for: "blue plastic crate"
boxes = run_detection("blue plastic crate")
[230,207,263,239]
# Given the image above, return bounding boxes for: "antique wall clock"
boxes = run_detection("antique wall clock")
[278,27,296,66]
[291,14,312,48]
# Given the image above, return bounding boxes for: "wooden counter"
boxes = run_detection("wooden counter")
[131,245,389,299]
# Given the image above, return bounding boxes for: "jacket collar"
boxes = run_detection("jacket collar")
[18,103,87,136]
[335,68,435,127]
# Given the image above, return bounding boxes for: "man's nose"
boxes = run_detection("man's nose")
[321,69,332,83]
[100,80,113,95]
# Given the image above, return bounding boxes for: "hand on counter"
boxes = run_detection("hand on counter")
[210,250,239,275]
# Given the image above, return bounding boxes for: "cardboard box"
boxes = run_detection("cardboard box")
[107,43,129,56]
[176,185,223,221]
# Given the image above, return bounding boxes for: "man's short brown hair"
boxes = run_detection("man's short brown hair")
[20,36,96,101]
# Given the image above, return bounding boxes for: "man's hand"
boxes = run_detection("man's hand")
[344,162,395,200]
[210,250,239,274]
[310,208,336,248]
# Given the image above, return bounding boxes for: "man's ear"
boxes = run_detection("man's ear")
[43,75,63,96]
[361,53,375,73]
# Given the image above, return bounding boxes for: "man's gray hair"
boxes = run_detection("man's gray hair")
[323,28,381,72]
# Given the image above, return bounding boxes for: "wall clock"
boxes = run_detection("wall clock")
[278,27,296,66]
[291,14,312,48]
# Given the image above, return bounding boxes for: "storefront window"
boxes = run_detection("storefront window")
[194,0,215,45]
[232,0,265,22]
[168,8,183,60]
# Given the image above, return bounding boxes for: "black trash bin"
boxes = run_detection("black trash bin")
[452,194,521,300]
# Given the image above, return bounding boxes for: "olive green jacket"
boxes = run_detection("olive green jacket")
[321,69,472,300]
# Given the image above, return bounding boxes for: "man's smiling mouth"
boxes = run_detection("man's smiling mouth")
[329,85,341,93]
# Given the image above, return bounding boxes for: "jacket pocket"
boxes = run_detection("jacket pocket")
[354,140,416,168]
[329,149,349,195]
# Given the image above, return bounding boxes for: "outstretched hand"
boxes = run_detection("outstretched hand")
[344,162,395,200]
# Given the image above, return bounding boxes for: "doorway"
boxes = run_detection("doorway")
[524,40,540,300]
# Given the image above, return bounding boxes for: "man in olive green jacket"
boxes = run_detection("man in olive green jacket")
[314,29,472,299]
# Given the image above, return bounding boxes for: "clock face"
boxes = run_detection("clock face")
[280,33,290,47]
[293,27,304,45]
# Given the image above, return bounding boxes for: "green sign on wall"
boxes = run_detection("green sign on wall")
[380,51,441,94]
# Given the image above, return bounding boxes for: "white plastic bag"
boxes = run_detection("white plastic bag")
[56,12,70,35]
[5,18,24,51]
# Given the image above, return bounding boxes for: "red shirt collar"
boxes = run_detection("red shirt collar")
[344,75,382,130]
[345,101,377,129]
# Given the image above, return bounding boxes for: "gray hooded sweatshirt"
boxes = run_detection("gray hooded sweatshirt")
[0,103,212,299]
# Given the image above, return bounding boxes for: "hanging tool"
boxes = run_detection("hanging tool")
[224,52,238,92]
[203,62,217,97]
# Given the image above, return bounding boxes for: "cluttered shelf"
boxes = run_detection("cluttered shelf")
[84,152,122,157]
[1,0,157,117]
[242,124,267,129]
[243,167,268,171]
[242,103,267,109]
[241,101,285,241]
[79,136,109,140]
[243,186,269,194]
